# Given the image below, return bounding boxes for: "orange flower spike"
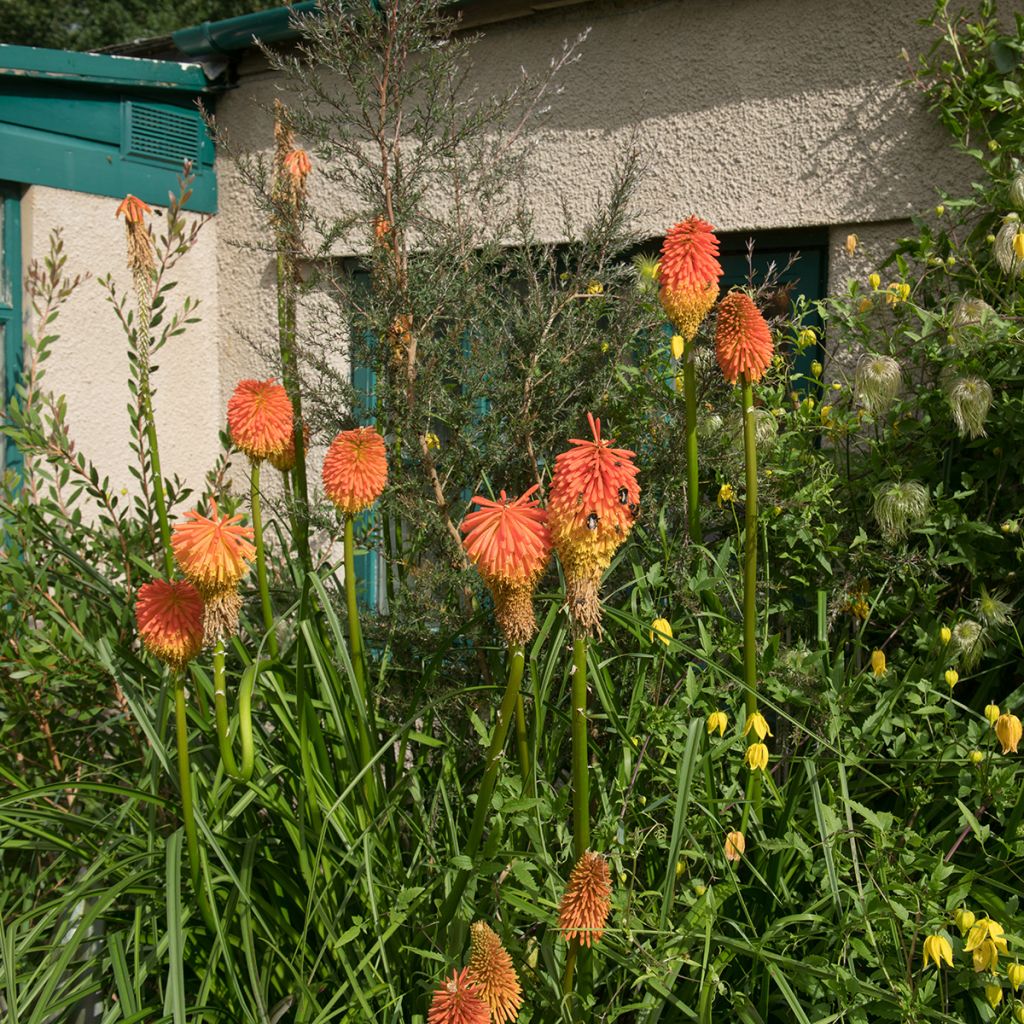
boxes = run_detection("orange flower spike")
[135,579,204,670]
[115,194,152,224]
[171,501,256,596]
[283,148,312,181]
[548,413,640,631]
[467,922,523,1024]
[461,486,552,587]
[227,378,295,463]
[322,427,388,516]
[658,217,723,343]
[714,291,775,385]
[427,967,490,1024]
[559,850,613,947]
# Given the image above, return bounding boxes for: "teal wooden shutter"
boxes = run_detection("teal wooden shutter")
[351,314,381,611]
[1,184,22,478]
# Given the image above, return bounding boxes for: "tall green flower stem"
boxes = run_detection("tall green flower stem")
[514,693,531,785]
[740,377,763,822]
[571,636,590,860]
[344,515,377,810]
[437,645,526,934]
[131,276,173,578]
[173,674,215,931]
[250,461,278,658]
[213,639,255,783]
[683,354,702,545]
[276,248,312,572]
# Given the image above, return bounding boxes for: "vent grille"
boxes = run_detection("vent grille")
[125,103,202,166]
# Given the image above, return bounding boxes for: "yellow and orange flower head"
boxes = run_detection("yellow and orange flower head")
[995,712,1022,754]
[467,922,523,1024]
[558,850,612,948]
[322,427,388,516]
[714,291,775,385]
[135,579,204,670]
[171,501,256,642]
[428,968,490,1024]
[549,413,640,635]
[461,486,552,646]
[227,378,294,463]
[658,217,723,344]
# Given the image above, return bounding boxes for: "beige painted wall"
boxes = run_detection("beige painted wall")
[211,0,972,390]
[21,186,222,496]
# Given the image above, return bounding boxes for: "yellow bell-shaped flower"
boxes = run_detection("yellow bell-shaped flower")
[922,933,953,969]
[743,711,773,741]
[650,617,673,646]
[706,710,728,737]
[1007,962,1024,991]
[744,742,769,772]
[871,649,886,677]
[954,907,976,935]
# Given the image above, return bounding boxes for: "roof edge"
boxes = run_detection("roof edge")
[0,43,212,92]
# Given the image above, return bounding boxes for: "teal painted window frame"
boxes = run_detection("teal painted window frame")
[1,182,22,476]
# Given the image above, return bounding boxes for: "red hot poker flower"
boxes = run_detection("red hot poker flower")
[135,579,204,670]
[559,850,613,947]
[714,291,775,385]
[467,921,522,1024]
[428,967,490,1024]
[658,217,723,343]
[548,413,640,633]
[322,427,388,517]
[171,500,256,596]
[283,148,312,181]
[461,486,552,646]
[461,486,551,587]
[115,194,152,224]
[227,378,294,463]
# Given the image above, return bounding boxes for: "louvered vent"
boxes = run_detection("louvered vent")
[124,103,202,166]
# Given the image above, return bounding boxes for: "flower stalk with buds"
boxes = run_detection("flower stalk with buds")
[658,217,723,543]
[439,486,551,932]
[715,291,774,821]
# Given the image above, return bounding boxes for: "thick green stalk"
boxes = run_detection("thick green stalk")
[141,381,173,579]
[213,639,254,783]
[683,356,701,545]
[344,516,377,810]
[571,636,590,860]
[741,378,762,820]
[438,645,526,930]
[174,677,215,930]
[514,693,530,785]
[276,249,311,571]
[250,461,278,657]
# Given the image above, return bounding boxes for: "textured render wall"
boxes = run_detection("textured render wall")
[211,0,974,394]
[23,186,222,495]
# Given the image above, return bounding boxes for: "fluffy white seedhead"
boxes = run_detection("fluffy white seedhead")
[1011,173,1024,210]
[945,376,993,439]
[856,355,903,416]
[951,296,995,329]
[873,480,930,545]
[994,218,1024,277]
[953,618,986,670]
[974,586,1013,628]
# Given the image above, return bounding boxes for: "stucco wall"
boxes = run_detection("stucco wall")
[21,186,222,496]
[210,0,972,394]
